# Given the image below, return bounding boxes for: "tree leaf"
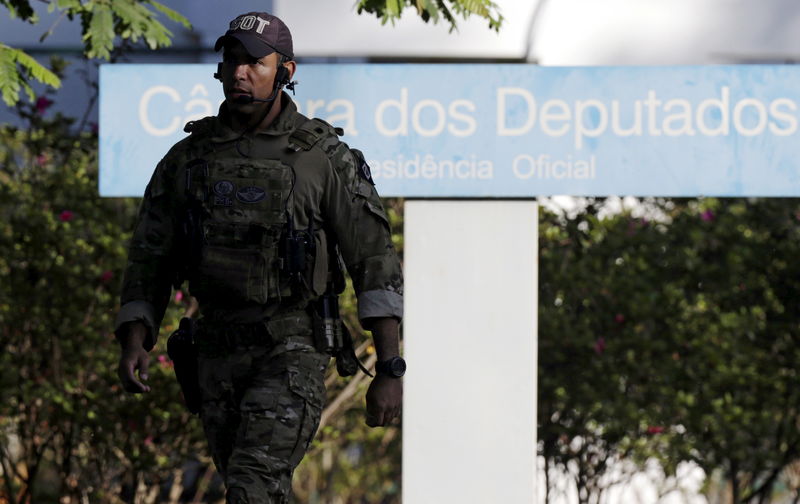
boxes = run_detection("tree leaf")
[85,3,114,59]
[111,0,175,50]
[112,0,149,30]
[56,0,82,9]
[356,0,502,32]
[147,0,190,29]
[386,0,401,16]
[2,0,36,22]
[10,46,61,88]
[0,44,61,105]
[0,46,22,106]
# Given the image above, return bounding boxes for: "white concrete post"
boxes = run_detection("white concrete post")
[402,200,538,504]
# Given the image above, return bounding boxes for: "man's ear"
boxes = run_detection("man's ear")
[283,60,297,81]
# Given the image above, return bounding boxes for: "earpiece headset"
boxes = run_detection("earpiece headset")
[275,65,290,88]
[213,58,296,102]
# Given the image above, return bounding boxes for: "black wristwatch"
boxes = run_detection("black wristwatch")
[376,356,406,378]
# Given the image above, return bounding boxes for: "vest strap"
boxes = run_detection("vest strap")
[287,118,341,152]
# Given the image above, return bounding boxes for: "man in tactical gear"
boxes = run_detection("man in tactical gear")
[115,11,404,503]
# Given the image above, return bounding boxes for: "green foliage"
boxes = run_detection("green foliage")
[0,96,403,500]
[0,44,61,106]
[1,0,36,21]
[356,0,503,32]
[85,3,115,59]
[148,0,191,29]
[0,0,190,105]
[538,198,800,503]
[0,98,206,503]
[8,87,800,501]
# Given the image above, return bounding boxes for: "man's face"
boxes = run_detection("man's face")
[220,42,281,111]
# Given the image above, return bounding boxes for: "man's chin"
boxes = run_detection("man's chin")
[225,98,257,112]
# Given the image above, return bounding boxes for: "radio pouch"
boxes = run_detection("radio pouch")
[166,317,202,414]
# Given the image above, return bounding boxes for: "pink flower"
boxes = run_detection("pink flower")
[35,96,54,115]
[100,270,114,283]
[59,210,74,222]
[144,436,153,446]
[594,336,606,355]
[614,314,625,324]
[35,154,47,166]
[646,426,665,435]
[174,290,184,302]
[700,209,715,222]
[158,354,173,369]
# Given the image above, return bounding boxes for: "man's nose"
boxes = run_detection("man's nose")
[233,63,248,80]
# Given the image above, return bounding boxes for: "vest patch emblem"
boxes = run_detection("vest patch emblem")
[236,186,267,203]
[214,180,235,196]
[359,160,375,186]
[213,195,233,207]
[351,149,375,186]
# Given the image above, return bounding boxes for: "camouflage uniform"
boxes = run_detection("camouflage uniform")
[115,93,403,503]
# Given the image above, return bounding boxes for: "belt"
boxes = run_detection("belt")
[196,309,314,356]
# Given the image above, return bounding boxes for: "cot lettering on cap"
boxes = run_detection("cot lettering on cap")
[240,16,255,30]
[255,17,270,33]
[230,15,271,34]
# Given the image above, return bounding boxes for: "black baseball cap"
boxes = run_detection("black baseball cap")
[214,12,293,59]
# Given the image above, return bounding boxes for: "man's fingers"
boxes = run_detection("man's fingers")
[134,355,151,392]
[365,376,402,426]
[366,402,403,426]
[122,368,145,392]
[138,353,150,382]
[366,403,386,427]
[118,357,149,393]
[365,408,377,426]
[366,403,403,426]
[366,411,384,427]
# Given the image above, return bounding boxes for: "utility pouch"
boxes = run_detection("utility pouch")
[311,292,344,354]
[191,243,281,305]
[166,317,201,414]
[336,323,367,377]
[312,293,372,378]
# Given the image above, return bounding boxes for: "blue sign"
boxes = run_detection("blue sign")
[100,64,800,197]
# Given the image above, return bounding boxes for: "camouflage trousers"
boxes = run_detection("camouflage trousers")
[197,317,329,504]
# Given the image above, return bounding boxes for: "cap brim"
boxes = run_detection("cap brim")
[214,33,276,58]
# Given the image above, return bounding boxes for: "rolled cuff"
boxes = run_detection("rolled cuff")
[114,300,158,351]
[357,290,403,322]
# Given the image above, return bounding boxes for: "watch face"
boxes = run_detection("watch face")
[377,357,406,377]
[389,357,407,377]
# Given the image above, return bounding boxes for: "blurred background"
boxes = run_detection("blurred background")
[7,0,800,123]
[3,1,800,503]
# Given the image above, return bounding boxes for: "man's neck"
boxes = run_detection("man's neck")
[228,93,283,133]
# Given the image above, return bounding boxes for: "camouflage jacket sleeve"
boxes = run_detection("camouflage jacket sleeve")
[114,158,179,350]
[321,142,404,322]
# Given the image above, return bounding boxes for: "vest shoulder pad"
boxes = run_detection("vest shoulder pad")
[287,117,344,152]
[183,116,215,135]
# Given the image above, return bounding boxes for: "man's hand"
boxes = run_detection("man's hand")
[117,322,152,393]
[362,316,402,427]
[365,374,402,427]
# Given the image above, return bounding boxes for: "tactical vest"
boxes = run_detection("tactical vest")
[179,117,338,308]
